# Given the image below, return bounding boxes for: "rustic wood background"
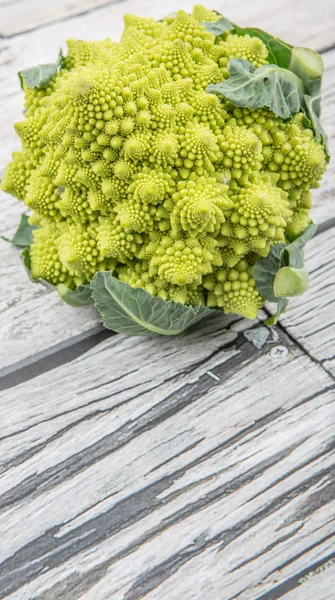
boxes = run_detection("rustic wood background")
[0,1,334,599]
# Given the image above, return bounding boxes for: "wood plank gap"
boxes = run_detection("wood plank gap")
[315,216,335,235]
[0,314,242,392]
[0,325,112,392]
[265,316,335,381]
[319,42,335,54]
[254,544,335,600]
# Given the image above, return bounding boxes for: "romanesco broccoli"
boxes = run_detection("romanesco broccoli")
[1,4,328,329]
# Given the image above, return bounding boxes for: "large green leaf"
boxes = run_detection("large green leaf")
[91,271,215,336]
[208,60,304,119]
[289,47,323,103]
[287,47,328,153]
[0,214,36,247]
[253,225,317,324]
[202,17,328,152]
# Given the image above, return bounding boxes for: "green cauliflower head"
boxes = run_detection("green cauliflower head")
[1,5,327,320]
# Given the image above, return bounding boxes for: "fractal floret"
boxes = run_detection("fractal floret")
[1,5,329,334]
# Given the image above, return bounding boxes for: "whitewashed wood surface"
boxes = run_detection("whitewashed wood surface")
[0,1,334,599]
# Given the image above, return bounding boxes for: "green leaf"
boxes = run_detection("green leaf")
[254,224,316,325]
[201,18,293,67]
[274,267,310,297]
[281,223,317,268]
[233,25,293,68]
[18,49,64,90]
[287,47,328,153]
[58,48,67,70]
[1,214,36,247]
[57,283,93,307]
[201,17,234,37]
[253,244,285,303]
[19,63,59,90]
[1,213,37,247]
[203,18,327,150]
[208,60,305,119]
[289,47,323,101]
[91,271,215,336]
[12,214,37,247]
[303,94,329,154]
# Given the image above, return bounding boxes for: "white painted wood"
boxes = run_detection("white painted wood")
[0,320,334,599]
[0,0,120,37]
[1,0,335,44]
[275,226,335,377]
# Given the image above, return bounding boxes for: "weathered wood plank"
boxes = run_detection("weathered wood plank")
[0,320,334,599]
[1,0,335,43]
[275,225,335,378]
[0,0,121,37]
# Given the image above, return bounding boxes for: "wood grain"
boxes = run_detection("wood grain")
[0,317,334,600]
[1,0,335,42]
[275,226,335,378]
[0,0,121,37]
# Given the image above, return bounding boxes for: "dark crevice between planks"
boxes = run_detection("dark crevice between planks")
[274,319,335,381]
[315,216,335,235]
[0,316,238,392]
[0,440,327,599]
[318,41,335,55]
[0,336,333,596]
[262,218,335,380]
[17,458,334,600]
[0,329,279,513]
[0,325,113,392]
[253,543,335,600]
[0,0,128,39]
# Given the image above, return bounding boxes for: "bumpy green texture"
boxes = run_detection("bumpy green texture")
[1,5,327,320]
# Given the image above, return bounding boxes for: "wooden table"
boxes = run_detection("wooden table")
[0,1,334,598]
